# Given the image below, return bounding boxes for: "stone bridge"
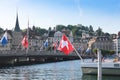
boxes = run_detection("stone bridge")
[0,50,80,66]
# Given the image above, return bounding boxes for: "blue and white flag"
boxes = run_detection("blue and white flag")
[0,31,8,46]
[44,39,48,47]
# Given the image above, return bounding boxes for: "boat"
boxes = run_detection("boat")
[81,56,120,75]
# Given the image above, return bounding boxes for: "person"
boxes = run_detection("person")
[92,56,95,62]
[113,56,119,62]
[91,53,95,62]
[101,54,105,62]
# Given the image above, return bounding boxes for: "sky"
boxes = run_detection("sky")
[0,0,120,34]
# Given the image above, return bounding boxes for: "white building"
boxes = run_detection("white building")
[53,31,73,43]
[54,31,62,42]
[113,38,120,55]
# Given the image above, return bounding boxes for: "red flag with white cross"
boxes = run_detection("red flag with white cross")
[57,34,74,55]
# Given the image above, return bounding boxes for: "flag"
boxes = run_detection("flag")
[0,31,8,46]
[52,40,58,50]
[57,34,74,55]
[44,39,48,47]
[21,35,29,48]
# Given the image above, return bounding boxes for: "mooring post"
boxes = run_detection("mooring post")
[97,49,102,80]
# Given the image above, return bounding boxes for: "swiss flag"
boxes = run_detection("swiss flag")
[21,35,29,48]
[57,34,74,55]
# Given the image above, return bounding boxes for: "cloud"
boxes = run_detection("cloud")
[74,0,83,17]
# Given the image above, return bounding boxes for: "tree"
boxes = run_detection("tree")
[72,28,77,37]
[89,25,94,36]
[89,25,94,32]
[81,25,86,30]
[48,27,51,31]
[76,24,83,29]
[56,25,66,31]
[104,33,110,37]
[92,48,97,54]
[92,48,115,56]
[76,29,82,37]
[96,27,103,36]
[32,25,35,31]
[67,25,74,30]
[0,27,4,34]
[85,26,89,32]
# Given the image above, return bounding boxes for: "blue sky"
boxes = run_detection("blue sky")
[0,0,120,33]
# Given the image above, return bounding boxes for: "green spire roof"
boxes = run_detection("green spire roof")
[14,13,20,32]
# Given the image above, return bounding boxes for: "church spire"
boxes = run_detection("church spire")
[14,13,20,32]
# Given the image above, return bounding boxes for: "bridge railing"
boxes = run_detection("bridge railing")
[0,50,79,57]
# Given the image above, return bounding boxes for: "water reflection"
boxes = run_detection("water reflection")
[82,75,120,80]
[0,60,82,80]
[82,75,97,80]
[0,60,119,80]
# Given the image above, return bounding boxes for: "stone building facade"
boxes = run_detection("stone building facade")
[88,36,113,50]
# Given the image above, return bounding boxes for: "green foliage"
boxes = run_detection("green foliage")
[92,48,115,56]
[89,25,94,32]
[92,48,97,54]
[0,23,111,37]
[104,32,110,37]
[32,26,35,31]
[32,27,47,36]
[20,24,110,37]
[48,27,51,31]
[72,28,77,36]
[101,49,115,56]
[56,25,66,31]
[89,25,94,36]
[96,27,104,36]
[67,25,74,30]
[0,27,4,34]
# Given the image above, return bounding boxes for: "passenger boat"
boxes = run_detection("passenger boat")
[81,58,120,75]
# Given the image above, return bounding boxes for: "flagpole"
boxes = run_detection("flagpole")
[73,47,83,61]
[26,19,29,56]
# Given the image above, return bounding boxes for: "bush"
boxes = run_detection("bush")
[92,48,115,56]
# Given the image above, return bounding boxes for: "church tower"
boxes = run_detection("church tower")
[14,13,20,32]
[12,13,22,49]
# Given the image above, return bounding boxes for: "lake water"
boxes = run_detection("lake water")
[0,60,119,80]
